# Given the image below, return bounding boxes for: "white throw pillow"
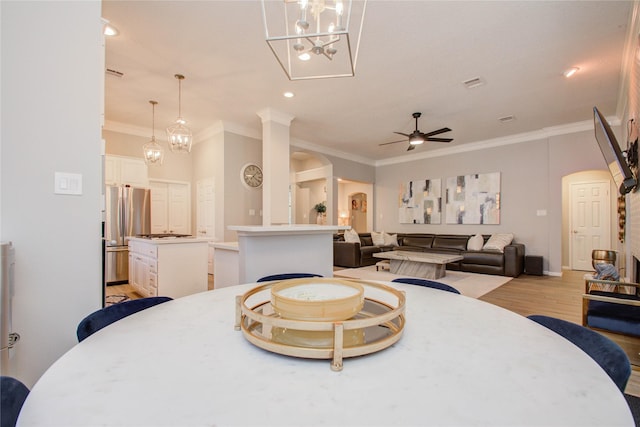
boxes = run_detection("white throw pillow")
[483,233,514,253]
[371,231,385,246]
[383,232,399,247]
[467,234,484,251]
[344,229,361,244]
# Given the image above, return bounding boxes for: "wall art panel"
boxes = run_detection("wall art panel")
[398,179,441,224]
[445,172,501,224]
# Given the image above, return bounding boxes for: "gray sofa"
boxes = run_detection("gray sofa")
[333,232,525,277]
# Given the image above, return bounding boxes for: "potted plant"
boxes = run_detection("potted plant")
[314,202,326,224]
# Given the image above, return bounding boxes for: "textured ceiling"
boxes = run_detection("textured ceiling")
[103,0,632,162]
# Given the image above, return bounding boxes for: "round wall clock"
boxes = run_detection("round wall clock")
[241,163,263,188]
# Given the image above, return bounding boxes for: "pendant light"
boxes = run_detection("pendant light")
[166,74,193,153]
[143,100,164,165]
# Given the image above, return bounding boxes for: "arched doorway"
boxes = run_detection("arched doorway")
[349,192,367,233]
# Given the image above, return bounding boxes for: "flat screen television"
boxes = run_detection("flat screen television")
[593,106,637,195]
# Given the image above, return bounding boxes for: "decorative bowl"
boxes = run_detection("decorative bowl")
[270,278,365,321]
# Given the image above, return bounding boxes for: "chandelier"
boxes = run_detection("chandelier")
[166,74,193,153]
[261,0,367,80]
[143,100,164,165]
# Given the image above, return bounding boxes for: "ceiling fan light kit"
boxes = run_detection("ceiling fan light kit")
[380,112,453,152]
[143,100,164,166]
[261,0,367,80]
[166,74,193,153]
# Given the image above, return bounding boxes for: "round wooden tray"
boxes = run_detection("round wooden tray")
[235,278,406,371]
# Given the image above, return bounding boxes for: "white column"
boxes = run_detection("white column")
[257,108,294,225]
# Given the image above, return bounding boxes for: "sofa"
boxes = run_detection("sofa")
[333,232,525,277]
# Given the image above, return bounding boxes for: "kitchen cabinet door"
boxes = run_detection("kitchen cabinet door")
[149,181,190,235]
[104,155,148,187]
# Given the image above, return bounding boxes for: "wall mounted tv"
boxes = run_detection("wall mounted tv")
[593,106,637,195]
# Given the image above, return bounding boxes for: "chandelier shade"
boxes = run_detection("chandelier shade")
[143,100,164,165]
[261,0,367,81]
[166,74,193,153]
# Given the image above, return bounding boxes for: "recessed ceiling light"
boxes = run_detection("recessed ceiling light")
[103,24,119,36]
[563,67,579,78]
[284,92,294,98]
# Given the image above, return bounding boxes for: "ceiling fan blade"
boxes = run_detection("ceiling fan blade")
[394,132,411,137]
[379,139,406,146]
[407,144,416,151]
[423,127,452,137]
[426,137,453,143]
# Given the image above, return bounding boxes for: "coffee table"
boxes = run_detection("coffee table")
[373,250,463,279]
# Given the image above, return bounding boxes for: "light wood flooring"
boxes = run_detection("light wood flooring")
[105,269,640,396]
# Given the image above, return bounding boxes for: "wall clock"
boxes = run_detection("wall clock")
[241,163,263,188]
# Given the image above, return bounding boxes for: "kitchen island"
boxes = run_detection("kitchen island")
[127,237,209,299]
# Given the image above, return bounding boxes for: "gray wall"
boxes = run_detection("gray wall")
[375,129,608,274]
[223,132,263,240]
[1,1,103,386]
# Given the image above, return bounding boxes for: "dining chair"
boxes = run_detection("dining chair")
[76,296,173,342]
[257,273,323,282]
[527,314,631,392]
[391,278,460,294]
[1,376,30,427]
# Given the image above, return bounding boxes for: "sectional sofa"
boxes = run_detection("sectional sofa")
[333,232,525,277]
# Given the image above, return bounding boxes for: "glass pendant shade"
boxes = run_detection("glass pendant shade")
[167,74,192,153]
[143,100,164,165]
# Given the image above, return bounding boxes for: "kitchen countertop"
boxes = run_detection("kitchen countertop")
[127,236,212,245]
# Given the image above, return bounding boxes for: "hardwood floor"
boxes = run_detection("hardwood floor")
[480,269,640,397]
[106,269,640,396]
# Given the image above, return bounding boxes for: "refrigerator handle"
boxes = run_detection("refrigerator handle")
[118,188,124,243]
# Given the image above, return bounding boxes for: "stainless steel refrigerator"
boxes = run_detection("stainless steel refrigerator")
[104,186,151,285]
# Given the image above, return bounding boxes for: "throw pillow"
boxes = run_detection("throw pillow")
[482,233,514,253]
[594,263,620,281]
[467,234,484,251]
[371,231,385,246]
[383,232,399,247]
[344,229,361,244]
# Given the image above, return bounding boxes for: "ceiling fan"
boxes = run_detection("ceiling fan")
[380,112,453,151]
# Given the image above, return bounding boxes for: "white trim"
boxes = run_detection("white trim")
[291,137,376,166]
[256,108,295,126]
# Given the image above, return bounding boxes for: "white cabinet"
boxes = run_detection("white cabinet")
[149,181,190,235]
[128,238,208,299]
[105,155,148,187]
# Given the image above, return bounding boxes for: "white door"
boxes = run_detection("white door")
[196,178,215,238]
[150,182,169,234]
[570,181,611,271]
[168,183,190,234]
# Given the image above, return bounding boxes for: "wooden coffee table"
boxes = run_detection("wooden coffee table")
[373,251,463,280]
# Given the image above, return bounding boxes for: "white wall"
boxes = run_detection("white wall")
[1,1,103,386]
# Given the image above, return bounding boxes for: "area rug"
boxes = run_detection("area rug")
[333,266,512,298]
[105,294,130,306]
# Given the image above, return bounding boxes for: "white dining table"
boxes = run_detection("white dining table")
[18,280,634,426]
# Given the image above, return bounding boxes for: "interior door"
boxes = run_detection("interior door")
[570,181,611,271]
[196,178,215,238]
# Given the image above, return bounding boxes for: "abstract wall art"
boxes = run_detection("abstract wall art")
[445,172,501,224]
[398,179,442,224]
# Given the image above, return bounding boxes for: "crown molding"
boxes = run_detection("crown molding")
[375,118,612,167]
[256,108,295,126]
[290,137,376,166]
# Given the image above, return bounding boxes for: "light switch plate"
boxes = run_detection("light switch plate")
[54,172,83,195]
